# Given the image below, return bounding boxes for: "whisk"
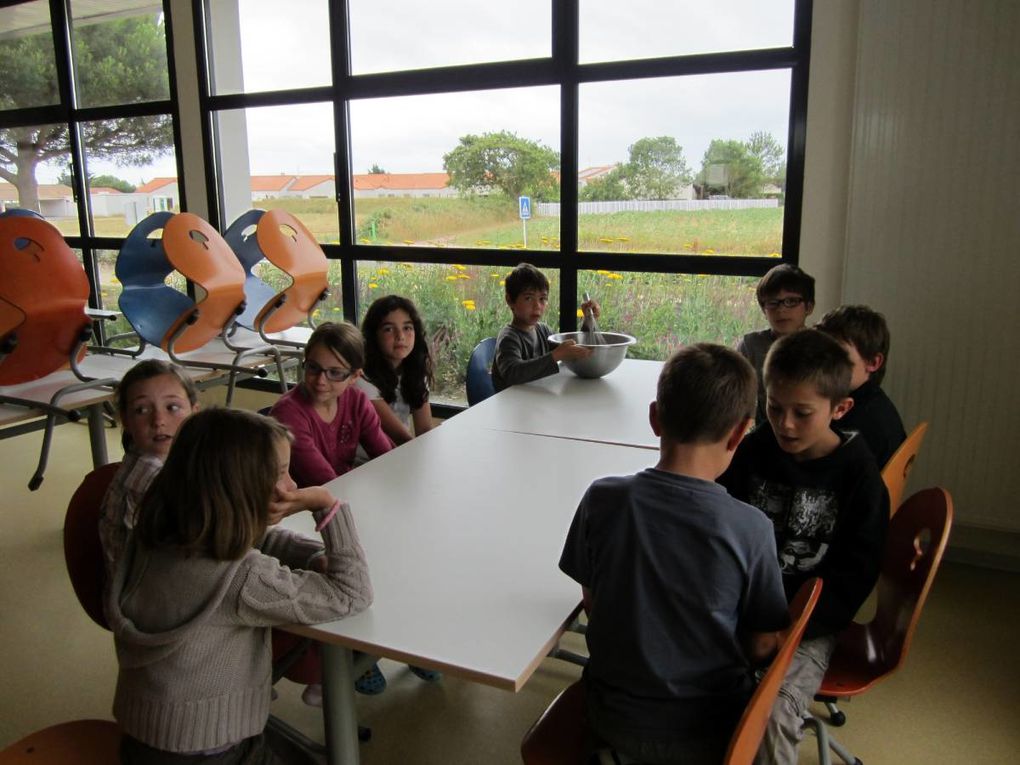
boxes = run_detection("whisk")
[581,292,607,345]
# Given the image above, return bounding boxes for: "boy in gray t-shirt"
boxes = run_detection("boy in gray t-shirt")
[560,344,789,764]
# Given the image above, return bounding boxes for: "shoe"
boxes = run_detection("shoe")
[409,665,442,682]
[301,683,322,707]
[354,663,387,695]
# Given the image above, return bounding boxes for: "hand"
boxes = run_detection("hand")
[552,339,593,361]
[580,299,601,320]
[267,485,336,525]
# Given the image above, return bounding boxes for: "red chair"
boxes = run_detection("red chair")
[805,487,953,765]
[519,579,823,765]
[0,720,121,764]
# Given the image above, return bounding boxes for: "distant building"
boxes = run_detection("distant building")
[352,172,454,199]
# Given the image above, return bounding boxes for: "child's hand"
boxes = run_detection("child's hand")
[268,486,336,525]
[552,339,593,362]
[580,299,601,320]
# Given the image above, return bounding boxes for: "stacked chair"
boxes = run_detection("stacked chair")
[224,208,329,351]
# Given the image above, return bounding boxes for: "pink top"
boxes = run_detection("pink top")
[270,384,394,488]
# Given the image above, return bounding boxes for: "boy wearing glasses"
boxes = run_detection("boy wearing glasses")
[737,263,816,424]
[271,321,393,488]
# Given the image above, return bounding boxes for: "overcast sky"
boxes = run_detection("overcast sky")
[69,0,794,184]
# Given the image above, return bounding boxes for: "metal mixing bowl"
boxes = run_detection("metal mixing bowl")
[547,331,637,378]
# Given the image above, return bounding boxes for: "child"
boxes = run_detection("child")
[270,321,393,488]
[559,344,789,764]
[107,408,372,763]
[736,263,815,424]
[816,304,907,467]
[718,330,888,765]
[491,262,597,393]
[358,294,435,445]
[99,359,198,586]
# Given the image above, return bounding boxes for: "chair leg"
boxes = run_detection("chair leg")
[802,715,862,765]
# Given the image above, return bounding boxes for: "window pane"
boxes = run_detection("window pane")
[0,0,60,110]
[213,103,338,241]
[580,0,795,64]
[82,114,179,236]
[354,261,560,405]
[207,0,331,95]
[0,123,79,236]
[579,270,762,359]
[578,71,789,256]
[69,2,170,108]
[350,87,559,251]
[350,0,549,75]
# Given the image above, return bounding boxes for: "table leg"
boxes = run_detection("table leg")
[321,643,360,765]
[86,403,109,467]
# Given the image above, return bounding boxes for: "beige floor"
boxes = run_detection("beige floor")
[2,389,1019,763]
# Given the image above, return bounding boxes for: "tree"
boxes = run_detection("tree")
[0,17,173,213]
[57,172,136,193]
[699,139,765,198]
[745,131,786,186]
[443,131,559,201]
[368,164,387,174]
[620,136,691,200]
[578,167,630,202]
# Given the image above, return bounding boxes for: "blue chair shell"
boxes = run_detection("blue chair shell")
[466,337,497,406]
[223,209,279,330]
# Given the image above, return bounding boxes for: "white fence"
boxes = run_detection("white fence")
[536,199,779,216]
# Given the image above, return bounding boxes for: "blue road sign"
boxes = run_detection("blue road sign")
[519,196,532,220]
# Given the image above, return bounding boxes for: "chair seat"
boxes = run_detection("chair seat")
[817,622,896,698]
[0,719,121,763]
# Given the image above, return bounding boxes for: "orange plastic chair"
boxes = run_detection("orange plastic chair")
[881,421,929,515]
[519,579,823,765]
[0,719,121,764]
[805,487,953,765]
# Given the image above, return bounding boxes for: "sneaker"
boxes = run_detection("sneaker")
[354,663,387,695]
[301,683,322,707]
[409,665,442,682]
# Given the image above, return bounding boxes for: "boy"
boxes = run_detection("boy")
[719,330,888,765]
[737,263,815,424]
[817,304,906,467]
[491,262,594,393]
[560,344,789,764]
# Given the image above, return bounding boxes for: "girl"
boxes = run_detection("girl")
[108,408,372,764]
[270,321,393,488]
[358,295,435,445]
[99,359,199,584]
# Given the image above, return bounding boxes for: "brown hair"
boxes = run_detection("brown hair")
[756,263,815,306]
[305,321,365,371]
[764,329,852,404]
[816,304,891,385]
[135,408,291,560]
[115,360,198,449]
[504,262,550,301]
[656,344,757,444]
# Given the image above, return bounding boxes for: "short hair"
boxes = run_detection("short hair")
[504,262,550,301]
[135,408,291,560]
[816,304,891,385]
[361,294,433,408]
[115,360,198,450]
[756,263,815,306]
[656,344,757,444]
[764,329,852,404]
[305,321,365,370]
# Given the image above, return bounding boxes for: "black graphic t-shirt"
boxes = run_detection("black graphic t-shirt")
[719,426,889,638]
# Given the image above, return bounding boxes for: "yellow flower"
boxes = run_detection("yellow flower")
[576,309,584,318]
[377,268,390,275]
[462,299,476,308]
[464,304,476,311]
[769,251,781,258]
[369,283,378,289]
[499,280,506,286]
[453,264,466,271]
[475,240,491,246]
[457,274,470,280]
[608,273,623,280]
[401,262,414,269]
[445,275,458,281]
[599,237,614,244]
[331,307,340,312]
[703,248,716,254]
[491,272,502,278]
[313,310,322,317]
[596,269,610,275]
[616,237,630,242]
[403,239,415,245]
[683,242,694,249]
[359,238,371,244]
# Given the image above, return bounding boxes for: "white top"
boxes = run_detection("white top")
[280,425,655,690]
[355,376,411,429]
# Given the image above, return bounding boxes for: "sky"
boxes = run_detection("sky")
[49,0,795,185]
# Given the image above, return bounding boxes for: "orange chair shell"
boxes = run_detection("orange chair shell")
[0,719,121,764]
[255,210,328,333]
[881,422,929,515]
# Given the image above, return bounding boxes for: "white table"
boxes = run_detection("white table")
[450,359,663,450]
[280,425,656,764]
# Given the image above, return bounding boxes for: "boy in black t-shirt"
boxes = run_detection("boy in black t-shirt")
[816,304,906,467]
[719,329,888,765]
[560,344,789,764]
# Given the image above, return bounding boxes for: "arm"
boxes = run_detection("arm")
[271,397,340,487]
[493,327,560,387]
[410,400,435,436]
[371,398,415,445]
[356,392,395,459]
[267,484,335,526]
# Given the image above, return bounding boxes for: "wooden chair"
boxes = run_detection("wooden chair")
[0,720,121,764]
[519,579,823,765]
[881,421,929,515]
[466,337,497,405]
[805,487,953,765]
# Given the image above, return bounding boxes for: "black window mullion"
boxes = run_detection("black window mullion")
[330,0,358,323]
[781,0,813,264]
[554,0,579,330]
[192,0,220,226]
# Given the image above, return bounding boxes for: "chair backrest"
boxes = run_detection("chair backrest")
[0,719,121,764]
[466,336,497,406]
[0,215,91,385]
[224,209,278,331]
[255,209,329,333]
[881,421,929,515]
[724,578,823,765]
[63,462,122,631]
[520,679,586,765]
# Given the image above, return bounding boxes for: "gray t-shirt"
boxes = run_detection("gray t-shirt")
[491,323,558,393]
[559,468,788,745]
[736,328,777,424]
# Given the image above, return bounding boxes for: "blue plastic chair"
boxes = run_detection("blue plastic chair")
[223,209,279,331]
[466,337,496,406]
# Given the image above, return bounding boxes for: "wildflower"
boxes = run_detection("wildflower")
[703,248,716,254]
[377,268,390,275]
[445,275,458,281]
[453,264,466,271]
[596,269,610,275]
[616,237,630,242]
[491,272,502,278]
[369,283,378,289]
[683,242,693,249]
[359,238,371,244]
[768,251,781,258]
[464,303,476,311]
[608,273,623,280]
[576,309,584,318]
[462,299,476,309]
[457,274,470,280]
[599,237,614,244]
[332,307,340,312]
[403,240,415,245]
[401,262,414,269]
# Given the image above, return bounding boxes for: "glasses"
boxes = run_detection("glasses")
[304,360,353,382]
[762,296,806,310]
